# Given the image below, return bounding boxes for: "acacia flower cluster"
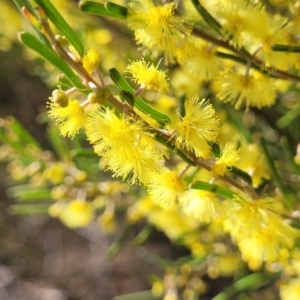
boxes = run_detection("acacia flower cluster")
[6,0,300,298]
[127,0,192,64]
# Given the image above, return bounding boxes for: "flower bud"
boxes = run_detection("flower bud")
[88,87,111,104]
[52,89,69,107]
[55,35,69,47]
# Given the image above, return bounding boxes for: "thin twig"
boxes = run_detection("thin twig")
[192,27,300,83]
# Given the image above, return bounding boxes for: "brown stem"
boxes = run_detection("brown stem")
[192,27,300,83]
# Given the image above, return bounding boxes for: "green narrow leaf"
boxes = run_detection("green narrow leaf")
[190,0,222,34]
[212,272,280,300]
[230,167,252,185]
[71,148,97,157]
[113,290,159,300]
[7,204,50,215]
[132,225,154,246]
[79,1,126,19]
[276,108,300,128]
[47,125,71,159]
[120,90,135,107]
[19,32,86,90]
[260,137,294,209]
[7,186,52,201]
[0,127,27,155]
[34,0,84,57]
[272,44,300,53]
[280,137,300,174]
[106,2,127,19]
[108,224,134,258]
[191,181,236,199]
[57,74,74,89]
[109,68,171,125]
[13,0,34,14]
[216,51,272,77]
[10,118,41,149]
[154,135,196,166]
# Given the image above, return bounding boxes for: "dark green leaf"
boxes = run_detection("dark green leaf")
[19,32,86,90]
[272,44,300,53]
[80,1,127,20]
[120,90,135,107]
[154,135,196,166]
[190,0,222,34]
[213,272,280,300]
[191,181,236,199]
[106,2,127,19]
[230,167,252,185]
[109,68,171,125]
[71,148,97,157]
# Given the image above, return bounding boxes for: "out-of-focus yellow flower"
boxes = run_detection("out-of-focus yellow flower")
[223,196,298,267]
[82,48,101,74]
[216,253,245,277]
[181,190,224,223]
[176,37,220,81]
[216,0,266,48]
[129,196,199,240]
[43,162,66,184]
[58,199,94,228]
[238,144,270,187]
[147,170,186,211]
[280,278,300,300]
[214,69,277,109]
[152,280,164,297]
[98,211,116,233]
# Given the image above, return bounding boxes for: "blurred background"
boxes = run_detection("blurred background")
[0,1,153,299]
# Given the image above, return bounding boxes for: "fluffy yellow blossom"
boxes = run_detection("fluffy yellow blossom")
[147,170,186,211]
[48,99,86,138]
[56,200,94,228]
[238,218,298,266]
[86,109,164,184]
[82,48,101,73]
[181,190,224,223]
[169,97,219,159]
[127,0,192,64]
[211,143,239,177]
[214,69,277,109]
[250,14,296,69]
[125,59,169,92]
[280,278,300,300]
[223,196,297,266]
[223,196,286,238]
[171,69,202,98]
[176,37,220,81]
[216,0,266,48]
[238,144,270,187]
[128,196,199,239]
